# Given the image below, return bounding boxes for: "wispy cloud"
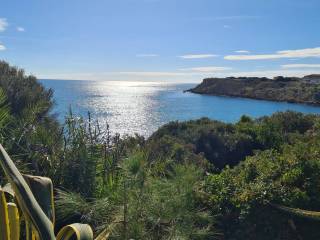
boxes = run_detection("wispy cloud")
[115,69,320,79]
[179,54,218,59]
[0,18,8,32]
[179,66,231,72]
[0,43,6,51]
[225,47,320,60]
[220,69,320,78]
[38,68,320,82]
[16,27,25,32]
[281,64,320,69]
[235,50,250,54]
[37,71,209,82]
[136,54,158,57]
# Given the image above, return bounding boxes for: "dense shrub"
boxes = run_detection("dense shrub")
[0,61,62,183]
[0,61,54,117]
[203,133,320,239]
[150,112,317,169]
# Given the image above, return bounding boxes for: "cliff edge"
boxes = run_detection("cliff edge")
[188,76,320,105]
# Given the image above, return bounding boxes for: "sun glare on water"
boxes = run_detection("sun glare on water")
[77,81,174,136]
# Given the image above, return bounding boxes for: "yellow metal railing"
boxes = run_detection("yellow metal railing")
[0,144,108,240]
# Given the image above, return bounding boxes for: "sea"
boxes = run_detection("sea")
[41,80,320,137]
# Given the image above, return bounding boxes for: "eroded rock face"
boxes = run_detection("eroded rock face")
[188,75,320,105]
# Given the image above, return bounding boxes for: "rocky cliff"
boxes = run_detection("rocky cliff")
[188,76,320,105]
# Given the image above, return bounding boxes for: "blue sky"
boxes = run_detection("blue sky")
[1,0,320,82]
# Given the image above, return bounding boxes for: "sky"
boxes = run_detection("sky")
[1,0,320,82]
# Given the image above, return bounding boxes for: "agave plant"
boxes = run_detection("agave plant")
[0,144,109,240]
[271,203,320,221]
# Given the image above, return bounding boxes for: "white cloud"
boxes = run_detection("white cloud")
[36,69,235,82]
[225,47,320,60]
[0,43,6,51]
[213,69,320,78]
[179,54,218,59]
[136,54,158,57]
[36,68,320,83]
[0,18,8,32]
[281,64,320,69]
[235,50,250,54]
[16,27,25,32]
[232,69,320,78]
[179,66,231,72]
[36,71,206,82]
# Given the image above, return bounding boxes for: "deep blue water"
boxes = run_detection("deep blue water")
[41,80,320,137]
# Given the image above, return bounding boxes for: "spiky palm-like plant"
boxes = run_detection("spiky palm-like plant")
[0,144,112,239]
[271,203,320,221]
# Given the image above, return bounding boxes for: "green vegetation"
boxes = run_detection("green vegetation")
[1,61,320,239]
[150,112,316,169]
[0,144,96,240]
[189,76,320,105]
[0,61,61,184]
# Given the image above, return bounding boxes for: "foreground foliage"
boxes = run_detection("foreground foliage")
[0,144,95,240]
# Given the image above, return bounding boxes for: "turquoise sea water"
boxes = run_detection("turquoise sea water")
[41,80,320,137]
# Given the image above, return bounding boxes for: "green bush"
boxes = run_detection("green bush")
[150,111,317,169]
[203,134,320,239]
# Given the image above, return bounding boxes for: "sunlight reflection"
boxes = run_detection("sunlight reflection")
[78,81,174,136]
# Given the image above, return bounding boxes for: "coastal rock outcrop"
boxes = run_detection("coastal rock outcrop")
[188,76,320,105]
